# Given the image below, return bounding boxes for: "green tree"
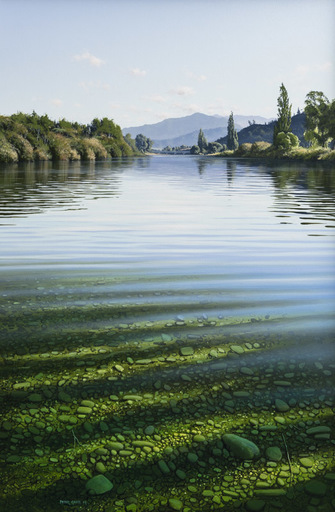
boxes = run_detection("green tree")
[190,145,200,155]
[197,129,208,153]
[273,83,292,146]
[207,142,223,154]
[135,133,152,153]
[304,91,334,147]
[227,112,238,150]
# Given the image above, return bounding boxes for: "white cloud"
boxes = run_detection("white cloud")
[295,64,310,77]
[147,94,167,103]
[79,81,110,92]
[295,61,332,78]
[187,72,207,82]
[175,103,201,114]
[130,68,147,77]
[73,52,105,67]
[109,102,121,109]
[51,98,63,107]
[170,86,195,96]
[318,61,332,72]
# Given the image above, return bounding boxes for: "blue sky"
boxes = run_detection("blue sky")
[1,0,334,128]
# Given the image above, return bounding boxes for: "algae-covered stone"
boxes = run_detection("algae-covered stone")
[254,489,286,497]
[85,474,113,495]
[230,345,244,354]
[28,393,43,403]
[158,460,170,474]
[275,399,289,412]
[145,425,155,435]
[187,452,198,463]
[58,391,71,403]
[300,457,314,468]
[306,426,331,435]
[246,500,266,511]
[193,434,206,443]
[223,434,260,460]
[77,406,92,414]
[96,462,107,473]
[169,498,183,511]
[180,346,194,356]
[265,446,282,462]
[176,469,186,480]
[304,480,327,496]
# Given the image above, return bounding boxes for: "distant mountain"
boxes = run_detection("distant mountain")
[216,112,307,147]
[145,126,242,150]
[122,112,273,149]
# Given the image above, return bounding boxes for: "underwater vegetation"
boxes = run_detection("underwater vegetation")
[0,271,334,512]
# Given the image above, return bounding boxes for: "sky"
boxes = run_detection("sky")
[0,0,334,129]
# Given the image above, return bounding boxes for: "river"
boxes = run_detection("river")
[0,156,334,511]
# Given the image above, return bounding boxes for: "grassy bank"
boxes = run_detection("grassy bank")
[218,142,335,162]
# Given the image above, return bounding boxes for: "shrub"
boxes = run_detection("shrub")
[0,134,18,162]
[251,141,272,153]
[48,134,76,161]
[235,143,252,156]
[274,131,299,151]
[8,132,34,160]
[33,145,51,161]
[78,138,108,160]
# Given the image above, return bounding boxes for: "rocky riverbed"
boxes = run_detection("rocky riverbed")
[1,295,334,512]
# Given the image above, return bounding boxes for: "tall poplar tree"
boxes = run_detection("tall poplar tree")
[273,83,292,146]
[227,112,239,150]
[197,129,208,153]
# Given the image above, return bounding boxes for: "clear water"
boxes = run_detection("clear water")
[0,156,334,511]
[1,156,334,338]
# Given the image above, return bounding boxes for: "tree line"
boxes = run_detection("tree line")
[0,112,141,163]
[188,86,335,158]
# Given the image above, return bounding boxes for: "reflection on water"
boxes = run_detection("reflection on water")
[0,157,334,511]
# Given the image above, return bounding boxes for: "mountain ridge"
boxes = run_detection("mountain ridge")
[122,112,273,148]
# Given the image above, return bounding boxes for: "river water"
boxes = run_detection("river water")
[0,156,334,511]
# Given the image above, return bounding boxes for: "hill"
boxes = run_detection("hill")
[216,113,307,147]
[122,112,273,149]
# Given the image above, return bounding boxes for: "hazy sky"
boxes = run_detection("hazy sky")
[1,0,334,128]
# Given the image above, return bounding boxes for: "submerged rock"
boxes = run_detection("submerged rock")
[304,480,327,496]
[168,498,183,511]
[223,434,260,459]
[275,399,290,412]
[266,446,282,462]
[180,346,194,356]
[85,474,113,495]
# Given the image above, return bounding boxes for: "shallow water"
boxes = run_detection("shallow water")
[0,156,334,511]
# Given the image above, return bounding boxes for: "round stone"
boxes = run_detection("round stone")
[265,446,282,462]
[168,498,183,511]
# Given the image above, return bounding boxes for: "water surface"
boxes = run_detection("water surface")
[0,156,334,511]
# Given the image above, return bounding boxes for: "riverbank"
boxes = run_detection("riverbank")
[218,143,335,162]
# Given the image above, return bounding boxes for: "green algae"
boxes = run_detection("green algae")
[0,277,334,512]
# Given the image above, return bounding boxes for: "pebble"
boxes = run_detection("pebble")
[180,347,194,356]
[230,345,244,354]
